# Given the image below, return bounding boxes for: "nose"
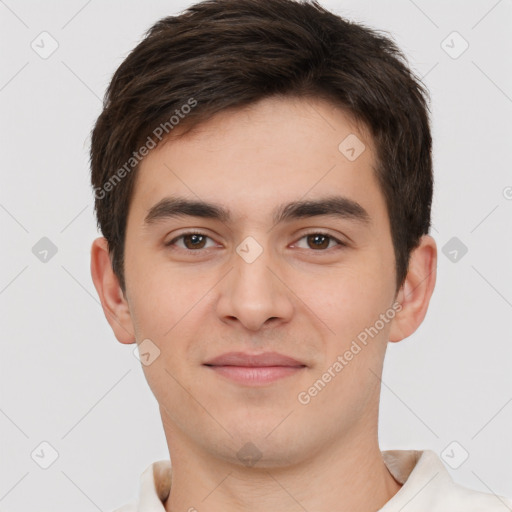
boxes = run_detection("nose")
[215,241,294,332]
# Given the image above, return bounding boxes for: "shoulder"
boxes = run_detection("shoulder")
[443,481,512,511]
[421,450,512,511]
[381,449,512,511]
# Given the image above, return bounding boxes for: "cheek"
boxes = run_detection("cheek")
[131,280,201,341]
[125,246,207,336]
[298,266,394,385]
[305,261,390,333]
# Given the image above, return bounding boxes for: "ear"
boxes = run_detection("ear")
[90,236,136,344]
[389,234,437,343]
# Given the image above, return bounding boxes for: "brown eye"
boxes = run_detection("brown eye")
[166,232,214,250]
[307,234,330,250]
[294,232,345,251]
[182,234,207,249]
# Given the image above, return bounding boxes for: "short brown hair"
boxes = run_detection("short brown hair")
[90,0,433,295]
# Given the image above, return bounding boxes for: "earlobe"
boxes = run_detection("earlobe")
[388,235,437,343]
[90,237,136,344]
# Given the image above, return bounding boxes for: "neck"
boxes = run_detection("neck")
[162,423,402,512]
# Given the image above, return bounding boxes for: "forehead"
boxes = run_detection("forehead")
[128,96,385,226]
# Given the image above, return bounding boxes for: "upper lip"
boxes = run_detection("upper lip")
[204,351,306,367]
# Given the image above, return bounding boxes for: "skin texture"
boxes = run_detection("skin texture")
[91,96,437,512]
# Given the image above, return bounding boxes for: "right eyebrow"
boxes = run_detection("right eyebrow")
[144,197,231,225]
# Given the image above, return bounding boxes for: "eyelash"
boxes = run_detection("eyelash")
[165,230,347,253]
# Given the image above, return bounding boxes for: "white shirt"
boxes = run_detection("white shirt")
[113,449,512,511]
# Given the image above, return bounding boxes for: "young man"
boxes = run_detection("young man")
[89,0,512,510]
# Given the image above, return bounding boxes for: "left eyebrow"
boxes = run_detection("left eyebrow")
[143,195,371,227]
[273,196,371,226]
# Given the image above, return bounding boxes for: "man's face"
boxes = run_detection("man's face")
[122,96,399,466]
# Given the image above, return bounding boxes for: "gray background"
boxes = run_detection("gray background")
[1,0,511,510]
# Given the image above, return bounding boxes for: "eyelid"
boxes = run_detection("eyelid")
[298,229,345,241]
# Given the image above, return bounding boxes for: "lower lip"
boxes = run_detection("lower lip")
[205,365,305,385]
